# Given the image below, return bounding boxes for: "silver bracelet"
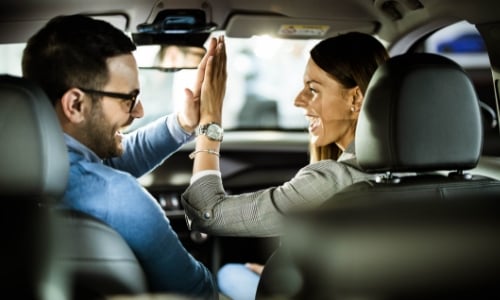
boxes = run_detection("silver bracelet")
[189,149,220,160]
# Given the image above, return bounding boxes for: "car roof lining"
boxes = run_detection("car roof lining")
[224,13,378,39]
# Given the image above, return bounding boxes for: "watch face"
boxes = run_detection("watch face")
[207,124,223,139]
[207,124,222,135]
[198,123,223,141]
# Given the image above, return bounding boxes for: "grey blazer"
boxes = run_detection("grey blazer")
[181,143,374,237]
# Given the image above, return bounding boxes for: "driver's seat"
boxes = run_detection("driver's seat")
[0,75,148,299]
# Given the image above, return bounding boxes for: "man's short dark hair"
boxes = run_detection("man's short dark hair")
[22,14,137,104]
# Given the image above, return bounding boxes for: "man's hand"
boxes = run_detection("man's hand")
[245,263,264,275]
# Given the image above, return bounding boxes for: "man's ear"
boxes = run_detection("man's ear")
[59,88,87,123]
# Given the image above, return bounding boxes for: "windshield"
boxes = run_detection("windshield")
[133,33,316,131]
[0,34,317,131]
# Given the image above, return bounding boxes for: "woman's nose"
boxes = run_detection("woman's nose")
[294,90,308,108]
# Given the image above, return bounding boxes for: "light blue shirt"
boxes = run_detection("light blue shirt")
[60,115,217,298]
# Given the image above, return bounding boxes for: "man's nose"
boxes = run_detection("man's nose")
[131,99,144,118]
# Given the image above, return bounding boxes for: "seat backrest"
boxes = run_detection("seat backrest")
[356,53,483,174]
[256,53,500,299]
[0,75,148,299]
[0,74,69,298]
[52,210,149,300]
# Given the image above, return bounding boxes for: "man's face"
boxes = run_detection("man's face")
[82,54,144,159]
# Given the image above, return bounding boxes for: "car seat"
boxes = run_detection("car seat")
[0,75,148,300]
[256,53,500,299]
[0,74,69,299]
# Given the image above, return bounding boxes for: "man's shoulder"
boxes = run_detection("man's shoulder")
[70,159,137,186]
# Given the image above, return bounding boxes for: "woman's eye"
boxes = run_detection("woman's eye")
[308,87,317,94]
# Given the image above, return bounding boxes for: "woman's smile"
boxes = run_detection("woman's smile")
[307,115,321,134]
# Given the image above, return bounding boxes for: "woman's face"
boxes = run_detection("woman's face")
[294,58,362,150]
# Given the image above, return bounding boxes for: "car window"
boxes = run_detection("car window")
[133,33,317,132]
[0,34,317,132]
[424,21,489,67]
[0,43,24,76]
[415,21,500,156]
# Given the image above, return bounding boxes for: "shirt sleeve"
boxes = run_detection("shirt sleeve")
[181,160,372,237]
[190,170,222,184]
[105,114,195,177]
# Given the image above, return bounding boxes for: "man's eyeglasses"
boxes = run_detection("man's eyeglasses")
[79,87,140,113]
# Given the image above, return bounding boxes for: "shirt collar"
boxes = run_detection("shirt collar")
[338,142,355,162]
[64,133,101,163]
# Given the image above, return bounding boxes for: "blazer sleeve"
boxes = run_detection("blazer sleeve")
[181,160,372,237]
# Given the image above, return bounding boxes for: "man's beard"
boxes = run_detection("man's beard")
[82,104,123,159]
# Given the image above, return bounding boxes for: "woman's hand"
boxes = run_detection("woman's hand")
[199,35,227,125]
[191,36,226,174]
[177,37,220,132]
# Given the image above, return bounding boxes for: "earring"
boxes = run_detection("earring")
[350,106,355,112]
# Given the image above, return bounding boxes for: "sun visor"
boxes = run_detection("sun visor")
[225,14,378,39]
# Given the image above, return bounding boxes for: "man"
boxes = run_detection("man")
[22,14,226,298]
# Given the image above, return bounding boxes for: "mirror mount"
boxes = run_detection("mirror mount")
[132,9,216,47]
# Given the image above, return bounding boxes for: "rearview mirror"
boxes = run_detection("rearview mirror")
[132,9,214,71]
[135,44,206,71]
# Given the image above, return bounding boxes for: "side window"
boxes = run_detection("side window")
[415,21,500,156]
[0,43,24,76]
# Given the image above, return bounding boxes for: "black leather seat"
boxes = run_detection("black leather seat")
[256,53,500,299]
[52,210,148,300]
[0,75,148,299]
[0,74,69,299]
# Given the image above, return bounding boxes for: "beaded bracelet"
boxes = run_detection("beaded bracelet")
[189,149,220,160]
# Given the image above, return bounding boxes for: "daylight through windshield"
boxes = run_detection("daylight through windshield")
[132,33,316,131]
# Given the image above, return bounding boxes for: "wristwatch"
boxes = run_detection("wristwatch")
[196,122,224,141]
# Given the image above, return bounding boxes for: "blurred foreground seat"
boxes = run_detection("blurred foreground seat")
[256,53,500,299]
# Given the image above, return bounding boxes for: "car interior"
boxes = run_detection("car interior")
[0,0,499,299]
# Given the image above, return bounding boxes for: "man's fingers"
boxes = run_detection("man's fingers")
[184,88,195,101]
[245,263,265,275]
[193,37,217,96]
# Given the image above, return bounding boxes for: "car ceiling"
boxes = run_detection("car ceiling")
[2,0,500,75]
[0,0,498,45]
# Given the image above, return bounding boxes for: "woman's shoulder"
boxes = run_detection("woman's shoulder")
[300,158,374,183]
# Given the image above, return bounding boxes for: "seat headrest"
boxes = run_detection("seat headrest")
[0,75,69,198]
[356,53,482,173]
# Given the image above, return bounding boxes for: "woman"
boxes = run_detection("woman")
[183,32,389,299]
[183,32,389,236]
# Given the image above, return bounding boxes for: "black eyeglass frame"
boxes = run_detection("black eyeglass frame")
[79,87,140,113]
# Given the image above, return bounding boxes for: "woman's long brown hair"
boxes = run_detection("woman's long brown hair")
[308,32,389,163]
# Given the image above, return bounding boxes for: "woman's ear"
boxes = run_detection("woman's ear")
[59,88,87,123]
[350,86,363,112]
